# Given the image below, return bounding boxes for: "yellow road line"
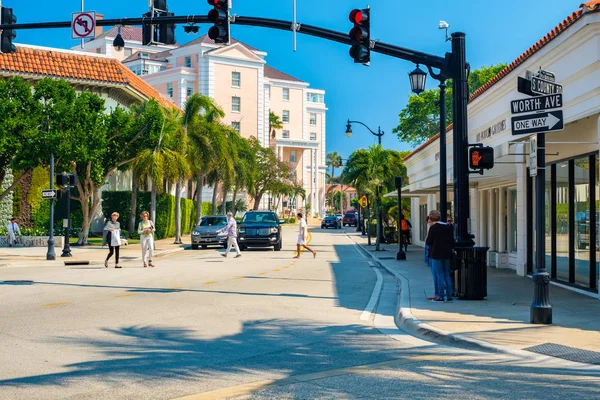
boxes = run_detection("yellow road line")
[283,266,290,269]
[274,269,280,272]
[174,355,451,400]
[235,276,244,280]
[114,294,136,298]
[258,272,266,276]
[44,302,69,307]
[204,281,218,285]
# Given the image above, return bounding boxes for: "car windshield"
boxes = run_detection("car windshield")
[325,216,336,221]
[242,212,277,223]
[199,217,227,227]
[344,214,355,218]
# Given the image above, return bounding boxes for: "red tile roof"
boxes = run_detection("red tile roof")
[403,1,600,162]
[264,65,304,83]
[0,45,175,109]
[94,26,145,42]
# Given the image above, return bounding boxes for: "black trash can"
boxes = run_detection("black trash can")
[455,246,489,300]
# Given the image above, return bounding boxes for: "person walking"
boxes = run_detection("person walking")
[219,212,241,258]
[426,210,455,302]
[138,211,155,267]
[104,212,122,269]
[400,213,412,252]
[424,216,440,301]
[7,218,21,247]
[293,212,316,259]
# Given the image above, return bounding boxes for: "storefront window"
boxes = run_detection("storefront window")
[574,157,591,287]
[510,189,517,252]
[419,204,428,241]
[556,161,570,281]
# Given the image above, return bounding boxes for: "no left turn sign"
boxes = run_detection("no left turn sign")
[72,12,96,40]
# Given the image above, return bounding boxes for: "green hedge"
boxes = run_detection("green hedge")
[101,191,206,239]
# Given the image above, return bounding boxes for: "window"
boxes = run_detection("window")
[124,48,132,57]
[185,56,192,68]
[232,71,241,87]
[283,87,289,101]
[282,110,289,123]
[96,47,103,54]
[187,82,194,97]
[290,171,297,181]
[310,132,317,141]
[167,83,173,98]
[232,121,241,133]
[310,113,317,125]
[232,96,241,112]
[290,150,297,163]
[282,130,290,138]
[307,92,324,103]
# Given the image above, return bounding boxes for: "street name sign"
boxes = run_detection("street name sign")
[511,110,563,136]
[531,76,563,95]
[529,137,538,177]
[42,189,58,199]
[72,12,96,40]
[511,93,562,114]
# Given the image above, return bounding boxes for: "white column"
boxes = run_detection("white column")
[498,187,507,253]
[427,194,437,214]
[507,189,513,253]
[311,149,315,217]
[488,189,496,251]
[479,190,488,247]
[471,187,480,245]
[411,197,421,245]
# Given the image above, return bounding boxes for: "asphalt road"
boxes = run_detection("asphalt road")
[1,225,599,399]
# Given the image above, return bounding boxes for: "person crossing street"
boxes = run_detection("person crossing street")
[219,212,241,258]
[293,212,316,259]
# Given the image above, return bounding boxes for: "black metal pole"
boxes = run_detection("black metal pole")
[396,176,406,260]
[439,82,448,223]
[367,194,372,246]
[47,154,56,260]
[451,32,474,248]
[376,131,385,248]
[531,132,552,324]
[61,184,72,257]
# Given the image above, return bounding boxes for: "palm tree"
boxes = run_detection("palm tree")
[184,94,226,223]
[269,111,283,139]
[326,152,343,212]
[133,106,190,232]
[231,135,255,215]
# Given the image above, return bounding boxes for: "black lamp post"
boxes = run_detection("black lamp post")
[395,176,406,260]
[346,119,385,251]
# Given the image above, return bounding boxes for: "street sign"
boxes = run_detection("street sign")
[72,12,96,40]
[511,93,563,115]
[511,110,563,136]
[359,195,367,208]
[531,76,562,96]
[529,137,538,177]
[42,189,58,199]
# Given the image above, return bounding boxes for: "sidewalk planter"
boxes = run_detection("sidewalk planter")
[0,236,64,247]
[456,246,489,300]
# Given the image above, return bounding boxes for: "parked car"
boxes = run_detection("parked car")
[191,215,228,250]
[238,211,284,251]
[321,215,341,229]
[343,212,358,227]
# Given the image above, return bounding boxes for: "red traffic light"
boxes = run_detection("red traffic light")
[207,0,226,5]
[349,9,368,25]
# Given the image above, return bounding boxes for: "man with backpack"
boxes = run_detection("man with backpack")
[400,213,412,252]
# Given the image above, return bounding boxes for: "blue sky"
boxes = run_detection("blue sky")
[11,0,579,160]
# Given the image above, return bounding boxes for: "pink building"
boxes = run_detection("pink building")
[75,30,327,216]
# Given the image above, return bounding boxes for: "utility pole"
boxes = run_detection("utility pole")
[46,155,56,261]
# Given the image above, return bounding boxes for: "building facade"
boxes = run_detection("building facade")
[401,0,600,296]
[77,31,328,216]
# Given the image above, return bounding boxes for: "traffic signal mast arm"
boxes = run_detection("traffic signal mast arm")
[0,15,446,70]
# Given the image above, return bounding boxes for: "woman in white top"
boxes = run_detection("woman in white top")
[293,212,316,259]
[137,211,155,268]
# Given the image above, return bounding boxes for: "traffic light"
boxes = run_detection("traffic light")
[158,11,176,45]
[207,0,229,44]
[469,147,494,170]
[142,12,156,46]
[1,7,17,54]
[348,8,370,65]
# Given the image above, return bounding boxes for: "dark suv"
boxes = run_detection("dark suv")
[343,212,358,227]
[238,211,284,251]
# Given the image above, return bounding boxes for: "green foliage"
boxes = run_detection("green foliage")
[393,63,507,147]
[0,170,13,224]
[269,111,283,138]
[28,167,51,231]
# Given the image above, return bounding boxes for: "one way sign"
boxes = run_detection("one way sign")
[511,110,564,136]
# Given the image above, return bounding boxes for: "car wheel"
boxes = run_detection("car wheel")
[274,241,282,251]
[222,243,228,249]
[239,244,247,251]
[201,245,208,249]
[191,244,199,250]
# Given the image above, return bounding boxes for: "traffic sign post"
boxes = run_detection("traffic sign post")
[42,189,58,199]
[529,136,538,177]
[510,93,562,114]
[511,110,563,136]
[71,11,96,40]
[531,76,562,96]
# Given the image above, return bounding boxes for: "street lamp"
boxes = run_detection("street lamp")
[395,176,406,260]
[409,65,427,94]
[345,119,385,250]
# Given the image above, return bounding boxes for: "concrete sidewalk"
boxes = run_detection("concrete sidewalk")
[348,232,600,358]
[0,237,187,268]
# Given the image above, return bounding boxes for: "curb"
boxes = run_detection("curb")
[349,235,536,359]
[0,246,187,269]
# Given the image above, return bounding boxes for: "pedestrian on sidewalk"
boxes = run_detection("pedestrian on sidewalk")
[7,218,21,247]
[424,216,440,301]
[293,212,316,259]
[219,212,241,258]
[400,213,412,252]
[426,210,454,302]
[138,211,155,267]
[104,212,122,269]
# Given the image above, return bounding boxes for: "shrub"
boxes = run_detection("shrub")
[288,217,296,224]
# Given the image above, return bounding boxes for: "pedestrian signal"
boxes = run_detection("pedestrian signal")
[469,146,494,170]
